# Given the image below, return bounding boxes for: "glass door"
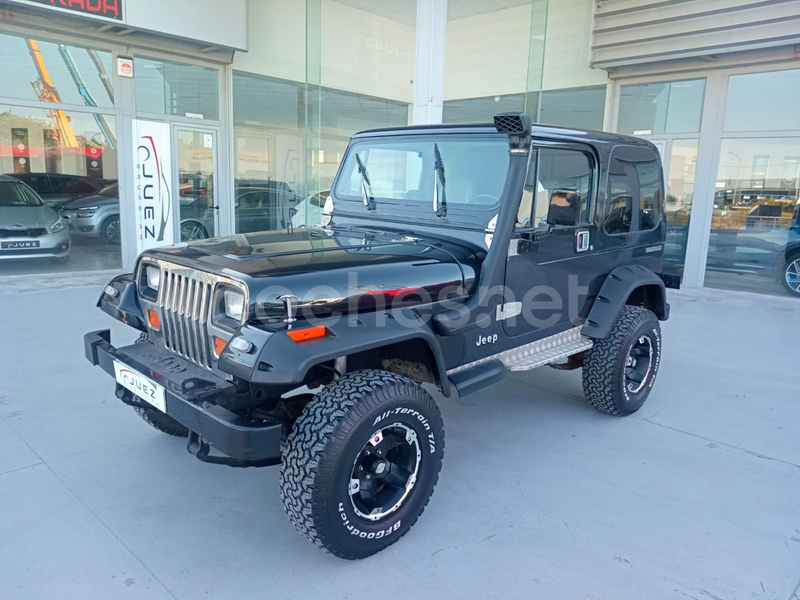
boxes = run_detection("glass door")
[174,127,219,240]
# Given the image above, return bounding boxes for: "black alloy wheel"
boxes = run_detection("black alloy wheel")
[348,423,422,522]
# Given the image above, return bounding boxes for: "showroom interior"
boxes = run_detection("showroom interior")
[0,0,798,298]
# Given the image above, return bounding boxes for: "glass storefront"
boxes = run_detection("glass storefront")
[230,0,416,229]
[134,58,220,120]
[1,0,798,302]
[442,1,547,123]
[618,77,707,280]
[704,68,800,297]
[0,32,120,275]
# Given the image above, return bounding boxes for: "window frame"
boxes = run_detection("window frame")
[603,145,665,237]
[515,141,599,232]
[331,133,511,229]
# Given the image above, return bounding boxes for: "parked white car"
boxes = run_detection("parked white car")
[291,190,328,228]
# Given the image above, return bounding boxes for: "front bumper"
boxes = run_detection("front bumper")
[61,211,101,237]
[0,228,70,260]
[84,329,283,467]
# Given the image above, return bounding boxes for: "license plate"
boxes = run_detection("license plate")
[114,360,166,412]
[1,240,40,249]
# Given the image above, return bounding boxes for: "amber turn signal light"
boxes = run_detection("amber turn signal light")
[287,325,327,342]
[213,336,227,357]
[147,309,160,330]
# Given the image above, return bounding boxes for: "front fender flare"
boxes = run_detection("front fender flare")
[241,309,451,397]
[582,265,668,339]
[97,273,146,331]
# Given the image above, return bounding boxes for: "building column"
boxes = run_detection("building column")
[681,70,727,288]
[413,0,448,125]
[113,46,138,271]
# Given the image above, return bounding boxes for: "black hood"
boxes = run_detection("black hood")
[141,227,482,320]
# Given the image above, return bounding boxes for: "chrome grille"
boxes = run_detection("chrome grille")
[158,268,214,369]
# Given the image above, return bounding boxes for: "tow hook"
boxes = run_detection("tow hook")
[186,431,279,468]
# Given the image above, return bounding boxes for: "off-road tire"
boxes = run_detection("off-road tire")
[131,332,189,437]
[280,369,444,559]
[133,406,189,437]
[582,305,661,416]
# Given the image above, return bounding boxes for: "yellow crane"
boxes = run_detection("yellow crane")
[26,38,80,148]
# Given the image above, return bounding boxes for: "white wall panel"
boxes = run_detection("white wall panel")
[592,0,800,69]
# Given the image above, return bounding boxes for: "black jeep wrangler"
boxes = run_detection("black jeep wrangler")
[85,113,673,559]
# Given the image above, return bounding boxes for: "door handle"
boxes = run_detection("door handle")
[575,230,591,252]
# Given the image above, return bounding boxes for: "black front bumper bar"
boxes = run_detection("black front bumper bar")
[85,330,283,467]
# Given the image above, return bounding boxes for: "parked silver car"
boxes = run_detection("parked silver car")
[0,175,70,263]
[62,183,216,244]
[60,183,121,244]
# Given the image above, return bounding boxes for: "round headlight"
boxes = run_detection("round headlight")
[145,265,161,291]
[223,290,245,321]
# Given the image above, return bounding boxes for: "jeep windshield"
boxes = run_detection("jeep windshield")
[333,134,509,228]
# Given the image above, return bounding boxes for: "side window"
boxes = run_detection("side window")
[238,191,261,209]
[635,160,663,230]
[606,171,634,235]
[517,147,594,229]
[604,146,663,235]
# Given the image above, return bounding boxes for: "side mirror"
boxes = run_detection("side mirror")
[546,189,581,227]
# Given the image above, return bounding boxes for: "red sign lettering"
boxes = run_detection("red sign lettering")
[27,0,123,20]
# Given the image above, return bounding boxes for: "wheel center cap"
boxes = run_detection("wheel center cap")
[373,460,387,475]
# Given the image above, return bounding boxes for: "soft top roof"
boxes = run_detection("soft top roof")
[352,122,651,149]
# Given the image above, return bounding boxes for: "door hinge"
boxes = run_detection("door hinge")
[496,302,522,321]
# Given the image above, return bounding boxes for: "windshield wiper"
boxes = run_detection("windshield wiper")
[355,153,376,211]
[433,143,447,217]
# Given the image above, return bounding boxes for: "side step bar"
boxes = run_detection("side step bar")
[449,360,507,398]
[447,326,593,398]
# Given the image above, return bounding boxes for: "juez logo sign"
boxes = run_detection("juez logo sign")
[133,120,174,253]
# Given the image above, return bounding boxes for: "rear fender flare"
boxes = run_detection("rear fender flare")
[582,265,668,339]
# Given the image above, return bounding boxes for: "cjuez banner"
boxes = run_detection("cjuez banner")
[132,120,174,254]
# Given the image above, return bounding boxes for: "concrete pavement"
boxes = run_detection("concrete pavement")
[1,271,798,600]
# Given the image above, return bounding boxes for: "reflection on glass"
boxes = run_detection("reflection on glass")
[537,85,607,130]
[176,130,216,240]
[0,105,120,275]
[663,139,699,278]
[443,94,526,124]
[705,138,800,297]
[724,69,800,132]
[618,79,705,136]
[135,58,220,120]
[0,32,114,108]
[231,71,410,230]
[444,1,545,124]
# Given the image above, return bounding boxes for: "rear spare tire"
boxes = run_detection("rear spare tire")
[280,369,445,559]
